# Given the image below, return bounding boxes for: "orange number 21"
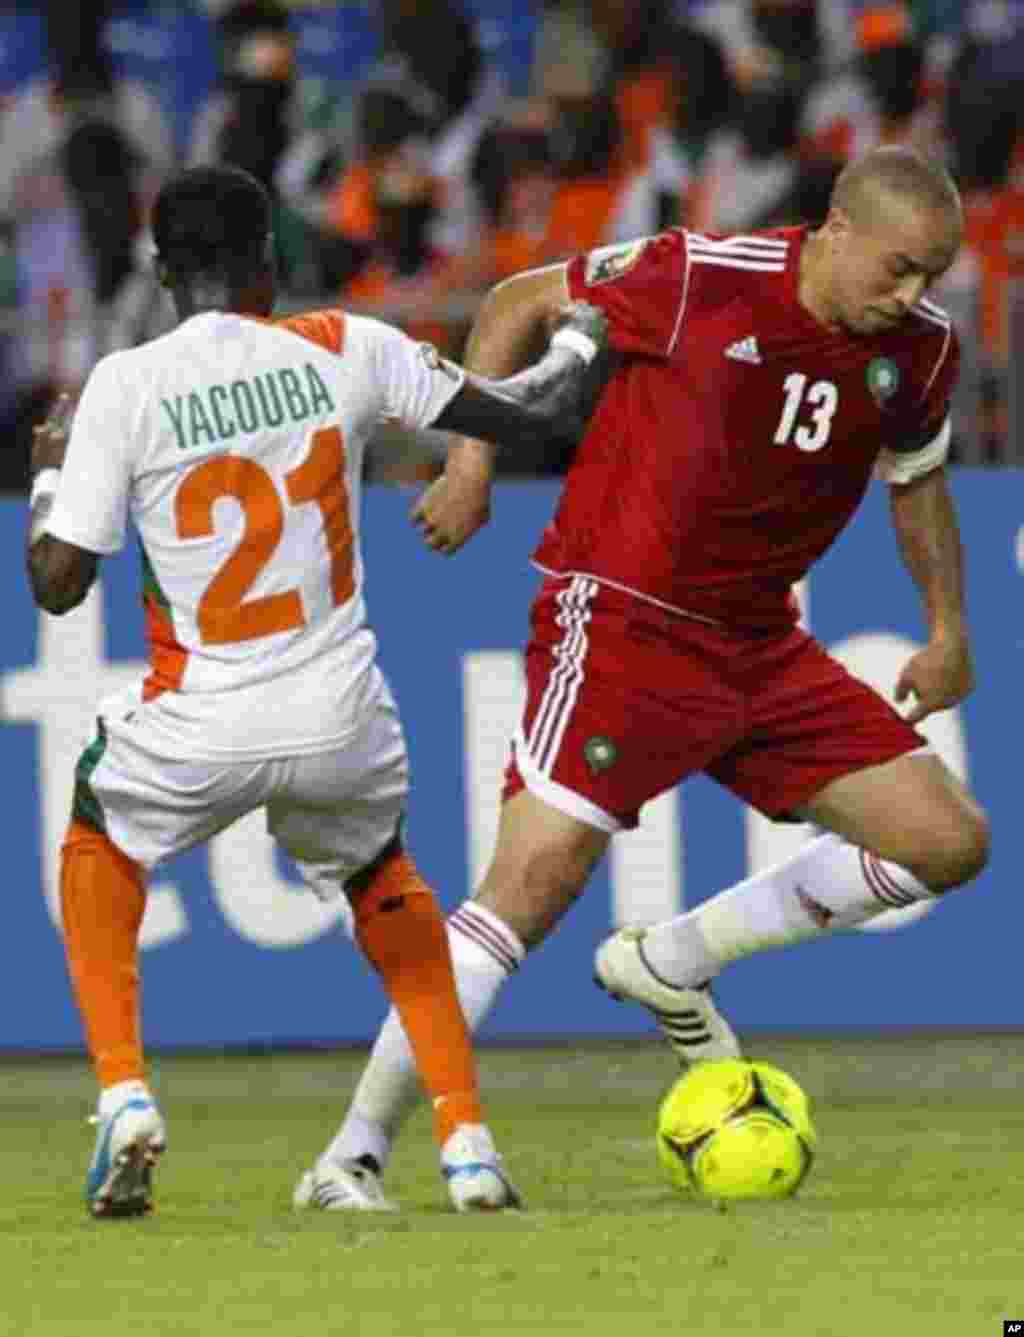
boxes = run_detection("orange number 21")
[174,426,353,645]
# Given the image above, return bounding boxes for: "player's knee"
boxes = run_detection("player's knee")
[921,805,991,892]
[950,806,991,886]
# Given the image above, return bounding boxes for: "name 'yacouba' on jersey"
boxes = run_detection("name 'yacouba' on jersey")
[160,362,336,450]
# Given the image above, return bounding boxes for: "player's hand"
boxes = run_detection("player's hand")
[542,302,612,446]
[547,301,609,356]
[894,635,974,724]
[31,392,76,473]
[410,441,493,555]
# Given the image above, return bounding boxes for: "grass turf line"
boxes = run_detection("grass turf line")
[0,1036,1022,1337]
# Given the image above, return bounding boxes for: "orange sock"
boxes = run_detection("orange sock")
[60,820,147,1089]
[351,850,483,1147]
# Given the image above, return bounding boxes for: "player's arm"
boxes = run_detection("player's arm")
[431,297,606,449]
[26,395,99,615]
[438,265,574,462]
[416,235,680,552]
[878,322,971,724]
[886,462,974,724]
[27,362,132,616]
[413,264,581,553]
[465,263,571,371]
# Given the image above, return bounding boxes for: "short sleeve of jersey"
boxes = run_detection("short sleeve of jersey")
[566,231,688,358]
[348,314,466,429]
[45,355,134,555]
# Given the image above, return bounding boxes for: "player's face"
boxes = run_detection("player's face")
[827,201,961,336]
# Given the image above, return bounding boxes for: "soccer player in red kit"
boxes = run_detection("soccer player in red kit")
[301,146,990,1210]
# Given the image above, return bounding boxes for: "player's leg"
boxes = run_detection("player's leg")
[798,749,989,889]
[62,699,270,1217]
[600,751,988,996]
[60,715,171,1218]
[325,581,746,1188]
[598,629,989,1004]
[273,688,517,1211]
[309,787,610,1210]
[60,814,165,1218]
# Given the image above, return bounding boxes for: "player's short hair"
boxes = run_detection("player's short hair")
[832,146,961,227]
[152,165,273,283]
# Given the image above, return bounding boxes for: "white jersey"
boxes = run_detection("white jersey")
[46,308,464,760]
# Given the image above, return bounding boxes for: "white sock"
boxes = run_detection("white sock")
[324,901,525,1172]
[641,833,936,988]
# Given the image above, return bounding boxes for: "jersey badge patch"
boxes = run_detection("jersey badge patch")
[866,357,900,403]
[585,240,647,285]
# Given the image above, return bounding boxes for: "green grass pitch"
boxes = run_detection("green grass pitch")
[2,1034,1022,1337]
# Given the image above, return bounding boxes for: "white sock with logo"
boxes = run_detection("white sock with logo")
[640,833,936,988]
[325,902,525,1172]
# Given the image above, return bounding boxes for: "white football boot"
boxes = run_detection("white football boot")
[595,926,742,1065]
[441,1124,522,1212]
[293,1156,398,1212]
[85,1086,166,1219]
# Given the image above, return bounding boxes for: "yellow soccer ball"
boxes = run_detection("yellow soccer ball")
[656,1058,816,1202]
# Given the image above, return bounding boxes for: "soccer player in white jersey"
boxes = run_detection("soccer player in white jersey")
[26,164,607,1219]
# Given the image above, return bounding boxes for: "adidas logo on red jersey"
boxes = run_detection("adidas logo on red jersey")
[724,336,762,365]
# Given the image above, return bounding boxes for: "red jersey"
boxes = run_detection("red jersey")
[537,226,959,632]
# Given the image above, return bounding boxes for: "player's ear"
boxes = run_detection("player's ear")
[822,207,850,243]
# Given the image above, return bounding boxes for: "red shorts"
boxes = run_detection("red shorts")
[503,575,926,831]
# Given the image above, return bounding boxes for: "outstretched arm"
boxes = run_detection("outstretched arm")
[431,298,605,448]
[888,466,973,723]
[447,265,574,450]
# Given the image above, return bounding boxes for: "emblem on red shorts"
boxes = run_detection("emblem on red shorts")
[584,735,619,773]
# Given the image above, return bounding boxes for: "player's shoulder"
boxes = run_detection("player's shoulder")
[903,295,956,340]
[275,307,414,358]
[582,230,682,283]
[682,225,795,266]
[676,226,793,322]
[93,322,204,397]
[274,307,347,355]
[80,342,142,395]
[889,295,958,379]
[681,226,793,294]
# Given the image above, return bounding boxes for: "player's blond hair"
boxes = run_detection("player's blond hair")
[832,146,961,227]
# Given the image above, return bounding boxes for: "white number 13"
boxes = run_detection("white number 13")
[773,372,838,452]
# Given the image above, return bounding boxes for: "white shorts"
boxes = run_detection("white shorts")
[73,679,409,900]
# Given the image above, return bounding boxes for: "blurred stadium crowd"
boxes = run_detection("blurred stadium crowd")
[0,0,1020,488]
